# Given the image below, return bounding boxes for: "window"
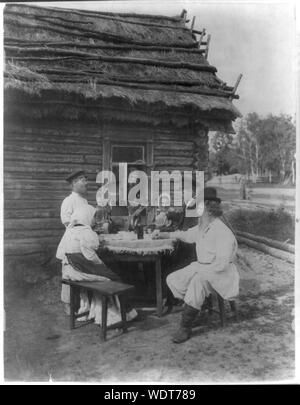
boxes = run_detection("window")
[110,143,147,214]
[111,144,145,165]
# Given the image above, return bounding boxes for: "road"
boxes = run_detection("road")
[4,246,294,382]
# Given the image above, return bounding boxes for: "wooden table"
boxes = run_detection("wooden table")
[99,235,177,317]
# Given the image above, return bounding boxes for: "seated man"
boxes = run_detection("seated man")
[153,187,239,344]
[56,205,137,325]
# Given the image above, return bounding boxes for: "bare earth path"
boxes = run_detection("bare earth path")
[4,246,294,382]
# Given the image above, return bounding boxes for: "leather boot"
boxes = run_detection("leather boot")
[172,304,199,343]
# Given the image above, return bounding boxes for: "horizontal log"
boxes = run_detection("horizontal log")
[4,122,104,136]
[56,9,182,23]
[4,170,102,182]
[102,129,196,141]
[237,231,294,253]
[5,228,64,239]
[4,239,59,256]
[3,199,97,210]
[5,38,206,54]
[20,67,217,89]
[10,11,190,44]
[11,74,235,99]
[154,157,194,166]
[4,113,201,139]
[4,172,101,182]
[4,189,99,201]
[154,141,194,151]
[5,124,161,139]
[4,178,99,191]
[4,161,101,172]
[4,134,103,149]
[31,9,192,31]
[154,150,193,158]
[6,47,216,72]
[4,151,101,165]
[4,141,102,156]
[4,208,60,219]
[154,165,193,172]
[4,125,104,139]
[4,120,195,137]
[237,236,294,264]
[4,19,198,49]
[4,217,63,230]
[4,176,98,188]
[6,4,183,23]
[4,98,210,123]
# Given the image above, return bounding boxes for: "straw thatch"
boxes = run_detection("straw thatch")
[4,3,241,128]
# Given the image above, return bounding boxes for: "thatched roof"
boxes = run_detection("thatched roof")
[4,3,242,130]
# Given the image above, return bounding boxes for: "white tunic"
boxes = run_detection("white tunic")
[172,218,239,300]
[60,192,88,226]
[56,225,138,325]
[56,225,108,282]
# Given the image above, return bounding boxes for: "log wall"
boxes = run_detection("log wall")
[4,120,103,258]
[4,119,208,261]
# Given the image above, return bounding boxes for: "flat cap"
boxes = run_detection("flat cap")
[66,169,86,184]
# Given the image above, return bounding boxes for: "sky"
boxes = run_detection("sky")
[20,1,298,118]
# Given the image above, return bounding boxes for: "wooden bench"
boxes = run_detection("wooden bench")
[62,279,135,341]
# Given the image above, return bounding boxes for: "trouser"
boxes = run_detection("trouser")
[166,261,212,311]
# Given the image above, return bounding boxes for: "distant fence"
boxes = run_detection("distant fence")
[207,175,295,208]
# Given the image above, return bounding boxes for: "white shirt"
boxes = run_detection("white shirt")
[172,218,239,299]
[56,225,102,264]
[60,192,88,226]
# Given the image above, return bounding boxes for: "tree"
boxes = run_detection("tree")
[209,114,296,184]
[235,113,296,183]
[259,114,296,182]
[210,132,234,175]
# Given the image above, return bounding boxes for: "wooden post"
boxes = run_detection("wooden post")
[198,28,206,48]
[119,295,128,334]
[204,34,211,59]
[217,294,225,327]
[190,16,196,31]
[155,257,163,317]
[101,295,108,341]
[181,9,187,25]
[69,285,75,330]
[230,73,243,99]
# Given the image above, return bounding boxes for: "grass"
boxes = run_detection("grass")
[225,206,295,244]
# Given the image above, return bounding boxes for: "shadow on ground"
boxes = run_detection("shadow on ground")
[4,246,294,382]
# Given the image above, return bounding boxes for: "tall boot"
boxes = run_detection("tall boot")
[172,304,199,344]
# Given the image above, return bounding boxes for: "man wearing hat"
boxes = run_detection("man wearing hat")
[60,170,90,310]
[61,170,89,227]
[154,187,239,343]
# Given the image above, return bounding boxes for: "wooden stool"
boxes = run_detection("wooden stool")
[205,293,238,327]
[62,279,135,341]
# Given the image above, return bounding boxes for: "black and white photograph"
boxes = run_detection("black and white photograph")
[0,0,298,385]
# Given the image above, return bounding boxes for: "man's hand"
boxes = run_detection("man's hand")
[151,229,160,239]
[152,230,170,239]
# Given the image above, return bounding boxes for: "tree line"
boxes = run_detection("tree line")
[209,113,296,184]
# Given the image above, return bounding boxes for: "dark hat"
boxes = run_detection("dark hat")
[204,187,221,203]
[66,169,86,184]
[186,187,221,209]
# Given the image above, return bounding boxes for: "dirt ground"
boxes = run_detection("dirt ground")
[4,246,294,383]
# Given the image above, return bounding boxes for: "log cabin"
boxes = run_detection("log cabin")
[3,3,241,268]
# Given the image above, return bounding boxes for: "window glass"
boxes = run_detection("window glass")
[112,145,145,164]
